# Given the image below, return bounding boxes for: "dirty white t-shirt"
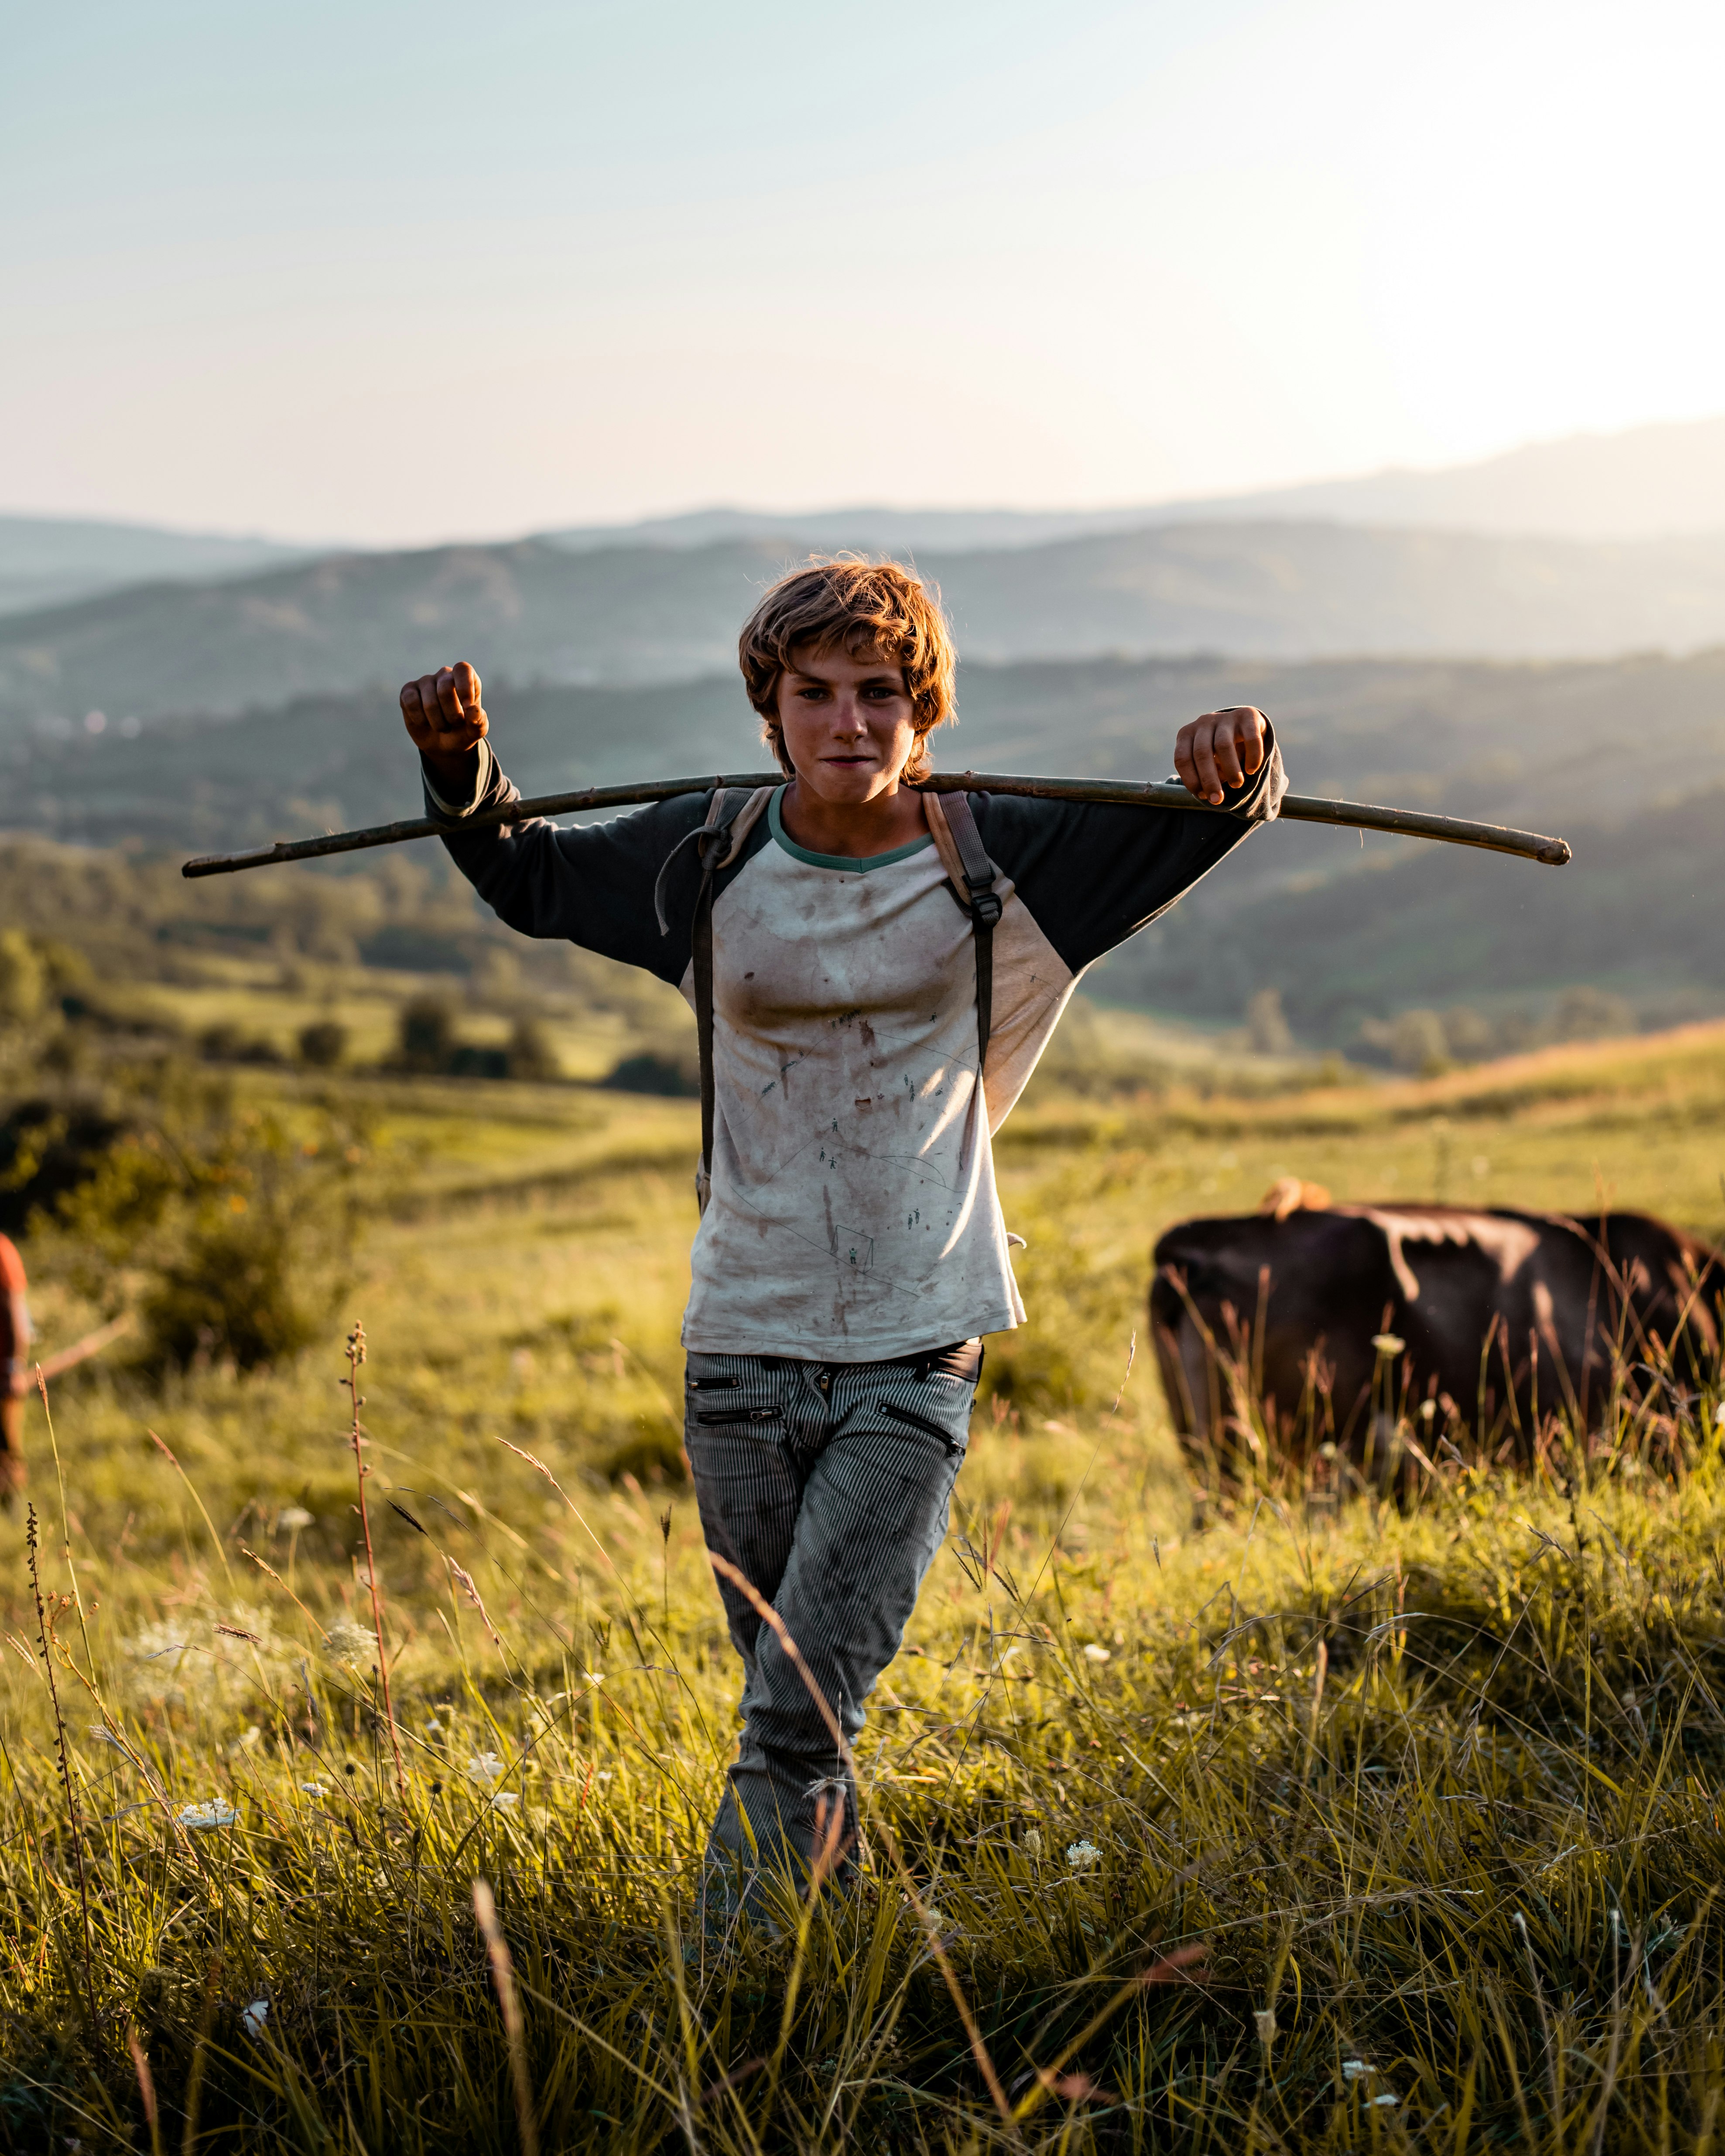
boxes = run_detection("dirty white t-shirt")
[683,789,1065,1354]
[428,739,1283,1360]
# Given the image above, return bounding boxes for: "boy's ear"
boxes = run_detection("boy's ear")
[760,713,797,777]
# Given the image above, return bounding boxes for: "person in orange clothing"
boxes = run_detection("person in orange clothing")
[0,1232,31,1502]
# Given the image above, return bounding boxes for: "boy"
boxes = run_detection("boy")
[400,558,1280,1918]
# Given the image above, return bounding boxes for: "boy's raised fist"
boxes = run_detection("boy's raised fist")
[1174,705,1267,807]
[401,662,489,786]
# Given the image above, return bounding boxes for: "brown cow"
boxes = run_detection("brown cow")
[1151,1200,1722,1473]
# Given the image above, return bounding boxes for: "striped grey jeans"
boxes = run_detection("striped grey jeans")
[685,1338,982,1920]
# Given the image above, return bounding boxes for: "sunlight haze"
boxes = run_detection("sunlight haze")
[6,0,1720,543]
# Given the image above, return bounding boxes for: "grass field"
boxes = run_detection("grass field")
[7,1019,1725,2151]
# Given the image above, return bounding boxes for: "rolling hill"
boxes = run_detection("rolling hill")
[11,648,1722,857]
[6,413,1722,626]
[6,520,1725,734]
[1106,780,1725,1047]
[7,647,1722,1050]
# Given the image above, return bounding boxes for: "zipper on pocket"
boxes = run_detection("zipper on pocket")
[880,1400,964,1455]
[687,1374,742,1391]
[695,1407,777,1427]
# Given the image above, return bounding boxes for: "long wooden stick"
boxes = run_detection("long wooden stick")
[33,1313,135,1382]
[182,770,1571,878]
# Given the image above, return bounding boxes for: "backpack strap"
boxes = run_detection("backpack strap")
[656,785,777,1215]
[923,788,1002,1080]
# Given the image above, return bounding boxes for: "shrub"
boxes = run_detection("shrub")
[21,1068,368,1373]
[297,1020,348,1069]
[0,1097,135,1236]
[140,1204,332,1372]
[396,996,456,1073]
[447,1044,509,1078]
[1555,984,1635,1041]
[1356,1008,1450,1074]
[504,1016,559,1082]
[199,1023,285,1065]
[1441,1005,1496,1061]
[601,1050,699,1098]
[390,996,557,1083]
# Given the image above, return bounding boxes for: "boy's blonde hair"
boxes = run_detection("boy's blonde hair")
[737,557,958,782]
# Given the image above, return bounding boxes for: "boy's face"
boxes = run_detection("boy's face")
[775,643,919,802]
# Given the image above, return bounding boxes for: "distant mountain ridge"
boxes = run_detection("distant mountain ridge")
[1,413,1720,626]
[0,513,314,616]
[6,520,1725,733]
[544,415,1725,552]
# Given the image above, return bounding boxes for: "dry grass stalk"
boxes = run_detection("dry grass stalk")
[707,1549,1018,2131]
[472,1875,539,2156]
[343,1321,407,1804]
[127,2023,163,2156]
[25,1502,94,2015]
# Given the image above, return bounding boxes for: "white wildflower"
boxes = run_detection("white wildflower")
[425,1720,443,1739]
[1254,2009,1277,2045]
[1341,2060,1371,2081]
[1370,1333,1405,1358]
[178,1799,239,1831]
[1066,1839,1101,1871]
[298,1782,328,1799]
[490,1791,520,1812]
[277,1506,314,1532]
[1082,1643,1111,1663]
[1371,2093,1398,2107]
[240,1999,269,2038]
[322,1620,378,1666]
[583,1669,606,1687]
[1716,1402,1725,1430]
[467,1752,506,1785]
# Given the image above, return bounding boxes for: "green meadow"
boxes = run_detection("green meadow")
[6,1010,1725,2153]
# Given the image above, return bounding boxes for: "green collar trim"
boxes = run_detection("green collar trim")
[767,787,934,873]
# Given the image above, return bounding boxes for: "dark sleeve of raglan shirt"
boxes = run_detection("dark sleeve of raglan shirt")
[420,746,768,987]
[970,721,1287,973]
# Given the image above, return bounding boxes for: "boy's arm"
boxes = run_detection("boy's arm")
[975,710,1287,974]
[0,1239,29,1398]
[400,662,711,984]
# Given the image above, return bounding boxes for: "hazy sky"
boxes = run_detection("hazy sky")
[7,0,1720,543]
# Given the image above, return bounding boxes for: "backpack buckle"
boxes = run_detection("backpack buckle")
[969,888,1003,928]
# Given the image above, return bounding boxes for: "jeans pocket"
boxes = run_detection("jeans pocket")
[880,1399,967,1458]
[694,1407,780,1427]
